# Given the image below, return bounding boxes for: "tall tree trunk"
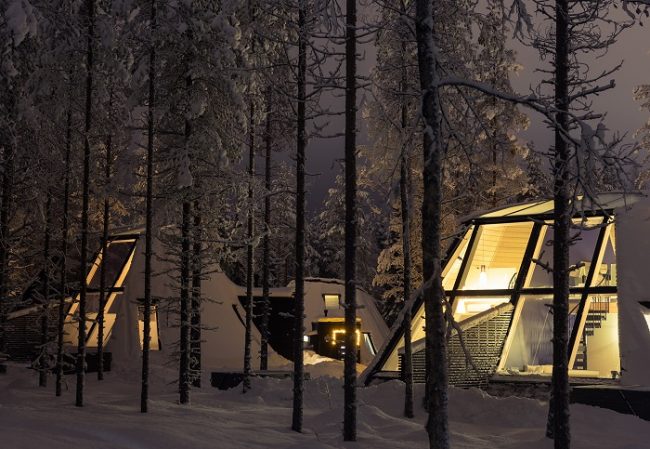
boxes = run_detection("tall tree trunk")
[415,0,449,448]
[547,0,571,446]
[179,198,192,404]
[291,0,307,433]
[97,131,111,381]
[399,24,414,420]
[39,191,53,388]
[76,0,95,408]
[343,0,357,442]
[400,155,414,418]
[179,47,194,403]
[179,70,193,402]
[141,0,156,413]
[243,0,256,394]
[243,99,255,393]
[0,79,16,358]
[55,108,72,397]
[190,198,201,387]
[260,91,272,372]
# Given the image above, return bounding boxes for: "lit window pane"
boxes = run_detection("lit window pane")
[479,200,553,218]
[528,219,612,289]
[459,222,533,290]
[501,295,581,376]
[442,227,473,291]
[572,295,619,378]
[453,296,510,322]
[138,305,161,351]
[323,294,340,311]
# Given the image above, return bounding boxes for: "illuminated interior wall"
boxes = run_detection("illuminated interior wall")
[458,222,533,291]
[581,296,620,377]
[501,296,573,373]
[63,238,137,349]
[138,304,161,351]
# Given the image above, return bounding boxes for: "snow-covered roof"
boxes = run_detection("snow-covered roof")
[467,191,644,221]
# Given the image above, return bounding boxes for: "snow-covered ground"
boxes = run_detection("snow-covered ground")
[2,362,649,449]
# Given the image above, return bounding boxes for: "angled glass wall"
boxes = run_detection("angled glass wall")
[64,235,139,349]
[380,201,620,379]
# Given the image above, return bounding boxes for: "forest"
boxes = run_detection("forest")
[2,1,650,449]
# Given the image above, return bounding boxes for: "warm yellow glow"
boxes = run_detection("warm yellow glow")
[323,294,341,311]
[479,265,488,287]
[331,328,361,346]
[453,297,510,319]
[465,302,492,313]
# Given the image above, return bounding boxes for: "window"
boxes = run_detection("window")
[458,222,533,290]
[500,295,576,374]
[138,304,161,351]
[571,294,619,377]
[528,218,610,289]
[323,294,340,313]
[453,296,510,322]
[499,294,619,379]
[441,227,473,290]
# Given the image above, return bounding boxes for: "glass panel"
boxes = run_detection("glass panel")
[459,222,534,290]
[442,227,473,291]
[453,296,510,323]
[138,304,161,351]
[480,193,641,220]
[88,241,135,289]
[572,295,619,378]
[575,193,642,213]
[500,295,581,376]
[528,219,607,289]
[592,230,616,287]
[410,296,452,343]
[479,200,553,218]
[323,294,340,311]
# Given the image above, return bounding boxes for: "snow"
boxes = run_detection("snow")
[2,363,650,449]
[5,0,37,47]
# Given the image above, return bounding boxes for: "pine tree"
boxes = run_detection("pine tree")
[76,0,96,408]
[343,0,358,441]
[55,107,73,397]
[0,0,36,357]
[291,0,307,431]
[38,190,53,388]
[415,0,449,447]
[141,0,157,414]
[96,105,112,382]
[260,90,272,372]
[548,1,571,445]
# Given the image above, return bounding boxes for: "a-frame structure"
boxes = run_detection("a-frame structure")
[62,233,140,349]
[363,193,650,387]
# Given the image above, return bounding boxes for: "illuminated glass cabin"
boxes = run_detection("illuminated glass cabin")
[363,193,650,387]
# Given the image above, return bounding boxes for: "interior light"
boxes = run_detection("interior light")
[331,328,361,346]
[479,265,488,287]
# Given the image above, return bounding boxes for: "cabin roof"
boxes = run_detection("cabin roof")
[465,192,643,223]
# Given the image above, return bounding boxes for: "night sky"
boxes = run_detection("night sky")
[303,5,650,210]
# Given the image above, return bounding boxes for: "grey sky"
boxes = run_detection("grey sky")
[303,5,650,210]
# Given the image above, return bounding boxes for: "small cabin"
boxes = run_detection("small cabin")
[5,229,388,374]
[363,193,650,388]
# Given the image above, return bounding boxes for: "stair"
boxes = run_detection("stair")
[400,303,514,387]
[574,296,610,370]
